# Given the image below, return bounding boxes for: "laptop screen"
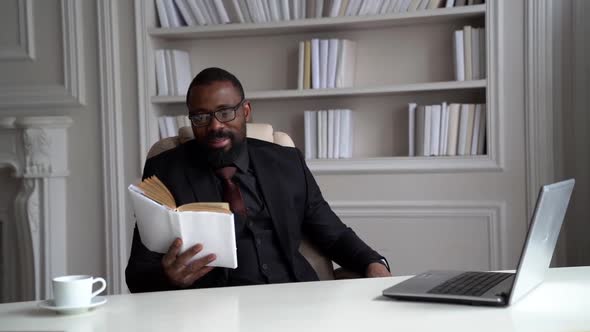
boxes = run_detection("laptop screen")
[509,179,574,305]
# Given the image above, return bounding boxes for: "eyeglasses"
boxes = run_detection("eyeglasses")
[188,99,245,128]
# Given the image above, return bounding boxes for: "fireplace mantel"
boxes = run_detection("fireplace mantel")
[0,116,71,301]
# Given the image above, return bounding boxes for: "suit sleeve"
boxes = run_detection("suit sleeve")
[125,157,178,292]
[125,156,225,292]
[296,149,385,275]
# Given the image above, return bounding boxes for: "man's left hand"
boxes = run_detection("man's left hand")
[365,262,391,278]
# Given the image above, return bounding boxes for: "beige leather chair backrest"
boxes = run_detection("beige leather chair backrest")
[146,123,335,280]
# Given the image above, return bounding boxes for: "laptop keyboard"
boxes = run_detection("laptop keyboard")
[427,272,513,297]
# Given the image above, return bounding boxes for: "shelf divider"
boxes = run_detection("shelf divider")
[152,80,487,103]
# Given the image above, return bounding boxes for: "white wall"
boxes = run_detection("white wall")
[0,0,107,288]
[65,0,106,278]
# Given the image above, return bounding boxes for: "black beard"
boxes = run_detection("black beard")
[197,129,245,168]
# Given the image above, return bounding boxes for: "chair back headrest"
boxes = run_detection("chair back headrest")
[147,123,294,159]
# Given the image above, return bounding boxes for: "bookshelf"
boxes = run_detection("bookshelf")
[135,1,498,174]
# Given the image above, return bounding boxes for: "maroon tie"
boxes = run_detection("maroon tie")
[215,166,247,216]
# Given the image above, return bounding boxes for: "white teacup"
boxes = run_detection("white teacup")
[52,275,107,308]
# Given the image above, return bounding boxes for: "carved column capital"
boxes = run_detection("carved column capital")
[22,128,52,177]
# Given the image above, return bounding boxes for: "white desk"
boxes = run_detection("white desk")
[0,267,589,332]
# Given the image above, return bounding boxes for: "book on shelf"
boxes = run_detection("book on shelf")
[269,0,281,21]
[408,102,417,156]
[457,103,474,155]
[415,105,425,156]
[281,0,291,20]
[471,26,480,80]
[174,0,197,26]
[299,38,356,90]
[417,0,430,11]
[156,0,171,28]
[479,28,486,78]
[304,109,353,160]
[430,104,442,156]
[446,103,461,156]
[155,50,169,96]
[453,26,486,81]
[463,25,473,80]
[336,39,357,88]
[156,0,185,28]
[427,0,444,9]
[304,110,317,159]
[327,110,335,158]
[336,109,353,159]
[227,0,246,23]
[408,0,422,12]
[158,115,191,139]
[304,40,312,89]
[155,49,192,97]
[311,38,320,89]
[155,0,485,28]
[440,102,449,155]
[453,30,465,81]
[319,39,329,88]
[165,116,177,138]
[185,0,207,25]
[327,39,340,89]
[411,102,486,157]
[213,0,231,24]
[334,110,342,159]
[128,176,238,268]
[297,41,305,90]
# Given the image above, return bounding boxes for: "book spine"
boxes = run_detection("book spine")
[408,103,417,156]
[454,30,465,81]
[298,41,305,90]
[463,26,473,80]
[311,39,321,89]
[155,0,171,27]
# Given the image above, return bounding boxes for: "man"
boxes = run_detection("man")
[126,67,390,292]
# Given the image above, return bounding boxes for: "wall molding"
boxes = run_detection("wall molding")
[525,0,556,221]
[0,0,85,110]
[330,200,506,270]
[0,0,35,60]
[135,0,151,165]
[97,0,127,295]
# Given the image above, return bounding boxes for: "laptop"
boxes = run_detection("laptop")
[382,179,575,307]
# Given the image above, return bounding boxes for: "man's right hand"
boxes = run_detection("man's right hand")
[162,238,216,288]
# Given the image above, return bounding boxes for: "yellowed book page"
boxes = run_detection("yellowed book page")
[137,184,174,209]
[177,202,231,213]
[139,176,176,209]
[151,176,175,204]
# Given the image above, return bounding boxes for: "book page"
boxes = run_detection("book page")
[174,211,238,269]
[128,185,180,253]
[177,202,230,213]
[138,176,176,209]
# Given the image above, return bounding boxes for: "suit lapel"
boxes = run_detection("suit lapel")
[248,142,294,262]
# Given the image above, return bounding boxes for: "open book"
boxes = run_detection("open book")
[128,176,237,269]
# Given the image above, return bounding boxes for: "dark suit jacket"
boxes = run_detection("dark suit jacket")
[126,138,383,292]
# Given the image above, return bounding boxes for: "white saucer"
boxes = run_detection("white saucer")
[38,296,107,315]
